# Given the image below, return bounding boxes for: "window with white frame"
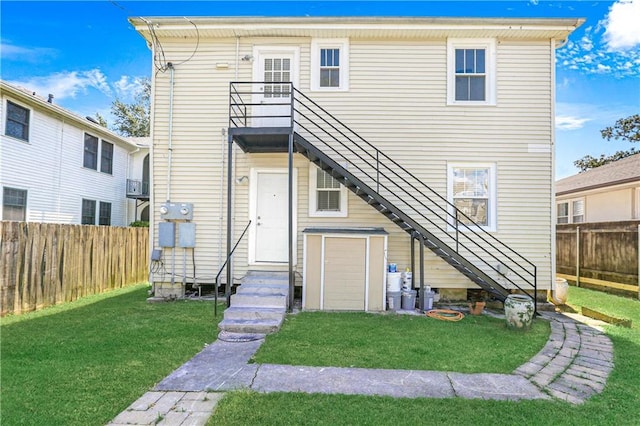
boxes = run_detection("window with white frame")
[5,100,30,141]
[100,141,113,174]
[308,164,348,217]
[83,133,99,170]
[99,201,111,226]
[556,198,584,224]
[311,39,349,91]
[447,38,496,105]
[3,187,27,221]
[557,202,569,224]
[448,163,496,230]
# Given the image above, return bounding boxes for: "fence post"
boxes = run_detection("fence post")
[576,226,580,287]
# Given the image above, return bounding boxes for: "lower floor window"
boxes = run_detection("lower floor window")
[3,187,27,221]
[448,163,496,230]
[81,199,96,225]
[99,202,111,226]
[309,164,348,217]
[557,199,584,224]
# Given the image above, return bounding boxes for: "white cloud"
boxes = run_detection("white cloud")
[603,0,640,51]
[113,76,146,101]
[556,115,592,130]
[0,42,57,62]
[7,69,112,100]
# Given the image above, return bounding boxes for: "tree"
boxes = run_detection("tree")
[573,114,640,172]
[94,78,150,137]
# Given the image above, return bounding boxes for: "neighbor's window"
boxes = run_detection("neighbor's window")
[448,163,496,230]
[81,199,96,225]
[447,39,496,105]
[311,39,349,91]
[557,202,569,224]
[99,201,111,226]
[2,187,27,221]
[83,133,99,170]
[100,141,114,174]
[308,164,348,217]
[5,100,30,141]
[572,199,584,223]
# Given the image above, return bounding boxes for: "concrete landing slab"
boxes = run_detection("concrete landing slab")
[252,364,454,399]
[155,339,263,392]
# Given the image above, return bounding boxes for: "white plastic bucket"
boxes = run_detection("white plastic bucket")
[554,278,569,304]
[387,291,402,311]
[387,272,402,292]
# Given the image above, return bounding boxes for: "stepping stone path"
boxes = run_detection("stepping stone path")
[109,310,614,424]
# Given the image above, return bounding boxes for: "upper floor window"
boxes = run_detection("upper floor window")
[308,164,348,217]
[5,100,30,141]
[448,163,496,231]
[3,187,27,221]
[311,39,349,91]
[84,133,99,170]
[83,133,113,174]
[447,38,496,105]
[100,141,113,174]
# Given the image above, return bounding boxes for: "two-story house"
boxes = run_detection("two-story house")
[1,80,146,226]
[131,17,583,310]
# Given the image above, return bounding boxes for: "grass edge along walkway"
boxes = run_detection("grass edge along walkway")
[1,284,221,426]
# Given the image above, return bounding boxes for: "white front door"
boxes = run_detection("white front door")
[250,169,296,263]
[252,48,298,127]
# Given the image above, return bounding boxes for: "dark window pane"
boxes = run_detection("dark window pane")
[2,187,27,221]
[476,49,485,73]
[100,141,113,174]
[320,69,340,87]
[455,49,464,73]
[469,76,486,101]
[81,199,96,225]
[99,202,111,226]
[317,191,340,211]
[83,134,98,170]
[5,101,29,141]
[455,76,469,101]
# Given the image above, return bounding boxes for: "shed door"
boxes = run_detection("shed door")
[323,237,366,310]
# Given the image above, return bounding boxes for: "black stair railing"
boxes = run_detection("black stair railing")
[229,82,537,300]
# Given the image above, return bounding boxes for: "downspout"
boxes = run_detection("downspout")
[166,62,175,202]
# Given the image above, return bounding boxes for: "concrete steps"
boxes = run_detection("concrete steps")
[218,271,289,338]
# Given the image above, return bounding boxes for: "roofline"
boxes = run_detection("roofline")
[1,80,137,151]
[129,16,584,42]
[556,176,640,196]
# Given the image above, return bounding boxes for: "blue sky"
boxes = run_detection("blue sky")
[1,1,639,178]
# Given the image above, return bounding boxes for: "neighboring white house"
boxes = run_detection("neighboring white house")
[556,153,640,224]
[130,16,583,305]
[0,80,145,226]
[126,136,151,223]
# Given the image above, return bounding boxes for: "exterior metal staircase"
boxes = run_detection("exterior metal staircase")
[229,82,537,305]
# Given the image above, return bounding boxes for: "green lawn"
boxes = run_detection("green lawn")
[211,288,640,425]
[252,311,549,373]
[0,284,221,426]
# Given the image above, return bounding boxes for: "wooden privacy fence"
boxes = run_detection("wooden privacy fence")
[556,221,640,297]
[1,221,149,316]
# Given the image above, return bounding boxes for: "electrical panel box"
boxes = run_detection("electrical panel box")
[151,249,162,261]
[159,202,194,221]
[158,222,176,247]
[178,223,196,248]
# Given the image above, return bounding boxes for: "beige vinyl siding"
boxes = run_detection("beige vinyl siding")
[150,35,553,290]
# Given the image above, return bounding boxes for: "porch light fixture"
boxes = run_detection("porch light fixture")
[235,175,249,184]
[241,54,253,61]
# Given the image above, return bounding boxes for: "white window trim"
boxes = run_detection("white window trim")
[308,163,348,217]
[447,162,497,232]
[3,99,32,143]
[310,38,350,92]
[447,38,496,106]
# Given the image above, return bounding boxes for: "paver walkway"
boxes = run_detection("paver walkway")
[108,310,613,425]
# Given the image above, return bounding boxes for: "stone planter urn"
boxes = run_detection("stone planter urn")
[504,294,535,330]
